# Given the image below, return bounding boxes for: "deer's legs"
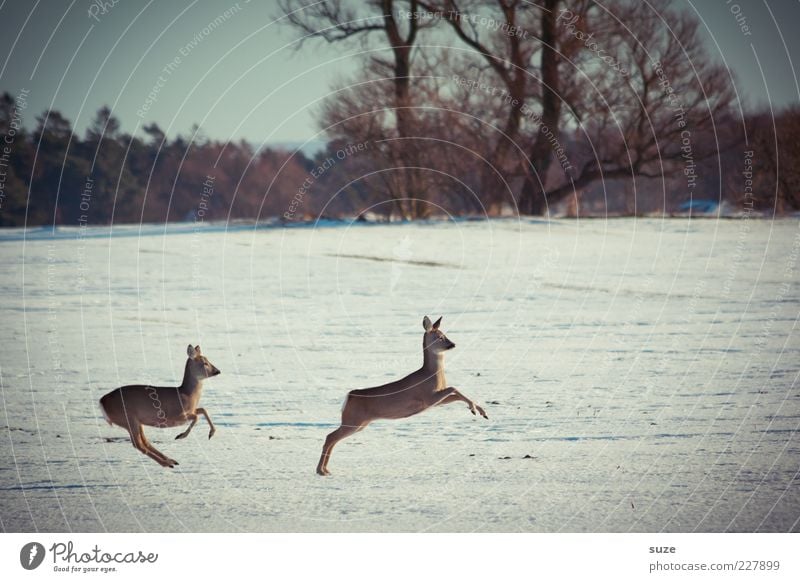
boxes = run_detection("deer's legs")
[434,387,488,419]
[175,408,217,439]
[195,407,216,439]
[137,424,179,468]
[175,414,198,440]
[316,423,366,476]
[126,423,175,468]
[174,407,215,440]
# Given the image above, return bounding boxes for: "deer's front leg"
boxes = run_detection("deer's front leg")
[175,413,198,440]
[435,387,488,419]
[196,407,216,439]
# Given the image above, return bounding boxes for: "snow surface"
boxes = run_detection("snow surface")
[1,217,798,532]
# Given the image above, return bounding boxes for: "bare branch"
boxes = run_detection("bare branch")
[278,0,385,45]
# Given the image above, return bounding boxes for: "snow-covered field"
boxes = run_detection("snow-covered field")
[1,218,798,532]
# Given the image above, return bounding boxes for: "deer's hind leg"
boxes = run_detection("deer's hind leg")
[316,422,368,476]
[126,424,167,467]
[130,423,178,468]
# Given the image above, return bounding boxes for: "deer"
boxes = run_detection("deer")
[99,345,220,468]
[316,316,488,476]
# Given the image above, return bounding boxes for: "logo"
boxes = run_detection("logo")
[20,542,46,570]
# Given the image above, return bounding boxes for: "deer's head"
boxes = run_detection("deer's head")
[186,345,221,379]
[422,316,456,353]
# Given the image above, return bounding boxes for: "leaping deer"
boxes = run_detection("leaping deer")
[99,345,220,468]
[316,316,488,476]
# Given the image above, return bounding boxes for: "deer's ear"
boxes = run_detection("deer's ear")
[194,345,202,356]
[187,345,196,358]
[432,316,442,330]
[423,316,433,331]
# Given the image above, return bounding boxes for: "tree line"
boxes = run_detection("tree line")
[0,95,329,227]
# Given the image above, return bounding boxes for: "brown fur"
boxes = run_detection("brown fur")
[99,345,220,468]
[316,316,487,476]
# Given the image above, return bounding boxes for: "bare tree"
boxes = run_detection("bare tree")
[548,0,735,214]
[280,0,436,218]
[419,0,589,213]
[414,0,542,213]
[314,50,504,217]
[420,0,735,215]
[745,106,800,213]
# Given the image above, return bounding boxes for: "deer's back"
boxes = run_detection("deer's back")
[345,370,445,420]
[101,384,189,427]
[349,369,438,398]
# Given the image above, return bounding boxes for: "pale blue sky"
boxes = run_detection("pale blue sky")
[0,0,797,145]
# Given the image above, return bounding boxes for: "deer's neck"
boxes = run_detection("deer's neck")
[422,350,446,380]
[179,361,203,395]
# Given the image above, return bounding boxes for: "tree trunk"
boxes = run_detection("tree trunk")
[519,0,561,216]
[383,0,424,218]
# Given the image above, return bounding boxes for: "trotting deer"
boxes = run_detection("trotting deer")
[316,316,488,475]
[99,345,220,468]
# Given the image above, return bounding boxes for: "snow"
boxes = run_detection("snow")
[1,217,798,532]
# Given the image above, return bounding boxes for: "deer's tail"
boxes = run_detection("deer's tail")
[99,395,113,426]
